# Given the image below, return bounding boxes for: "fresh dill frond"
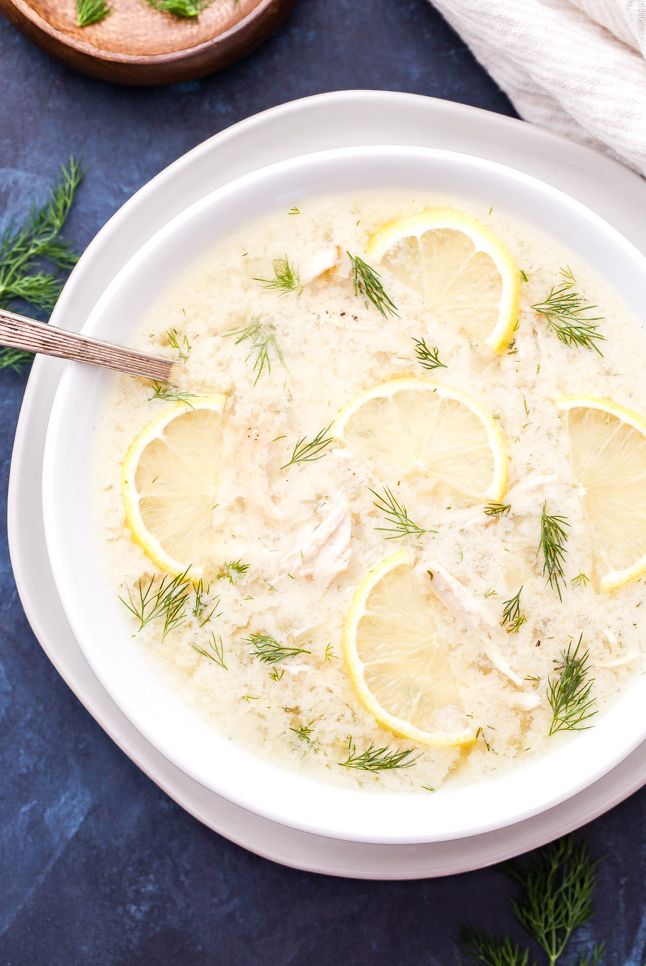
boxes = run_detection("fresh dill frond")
[0,348,33,372]
[412,337,446,371]
[148,382,197,406]
[269,667,284,681]
[338,738,420,772]
[165,327,191,362]
[539,503,570,600]
[192,632,227,669]
[246,632,311,665]
[532,267,605,355]
[254,256,301,295]
[76,0,110,26]
[501,587,527,634]
[347,251,398,318]
[216,559,250,584]
[288,207,300,215]
[571,572,590,588]
[577,943,605,966]
[459,928,530,965]
[485,502,511,518]
[520,269,528,283]
[370,485,428,539]
[0,158,82,371]
[192,580,219,626]
[547,635,597,736]
[146,0,206,16]
[281,423,334,469]
[120,568,192,641]
[290,720,315,743]
[506,835,602,964]
[324,644,335,663]
[224,319,284,384]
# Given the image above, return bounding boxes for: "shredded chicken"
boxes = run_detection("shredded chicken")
[300,246,342,286]
[422,559,525,688]
[506,472,558,513]
[283,494,351,590]
[508,692,541,711]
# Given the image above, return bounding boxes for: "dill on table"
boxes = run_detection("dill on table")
[224,319,284,385]
[547,635,597,736]
[500,586,527,633]
[281,423,334,469]
[532,267,605,355]
[412,337,446,371]
[254,256,301,295]
[120,568,192,641]
[338,738,420,772]
[539,503,569,600]
[369,485,429,539]
[460,835,604,965]
[246,632,311,665]
[148,382,198,406]
[347,251,398,318]
[484,501,511,518]
[0,158,82,372]
[146,0,207,16]
[76,0,111,26]
[192,632,227,670]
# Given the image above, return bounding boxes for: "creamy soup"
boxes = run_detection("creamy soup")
[94,191,646,793]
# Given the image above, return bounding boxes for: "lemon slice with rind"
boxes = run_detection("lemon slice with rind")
[122,395,226,577]
[343,549,476,747]
[557,394,646,591]
[332,376,507,501]
[367,208,520,352]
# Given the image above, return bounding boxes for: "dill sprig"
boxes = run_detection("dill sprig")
[76,0,110,25]
[571,572,590,588]
[547,635,597,736]
[148,383,197,406]
[460,835,604,966]
[370,485,429,539]
[192,580,219,626]
[246,632,311,665]
[459,929,530,965]
[254,256,301,295]
[290,720,315,743]
[485,502,511,518]
[507,836,602,963]
[146,0,207,16]
[412,337,446,371]
[532,267,605,355]
[216,559,249,584]
[501,587,527,634]
[0,158,82,371]
[120,568,192,641]
[347,251,398,318]
[165,327,191,362]
[192,632,227,669]
[324,644,335,663]
[339,738,420,772]
[539,503,569,600]
[224,319,284,384]
[281,423,334,469]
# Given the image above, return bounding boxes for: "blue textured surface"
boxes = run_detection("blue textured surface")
[0,1,644,963]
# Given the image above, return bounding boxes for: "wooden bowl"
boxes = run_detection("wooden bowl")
[0,0,296,85]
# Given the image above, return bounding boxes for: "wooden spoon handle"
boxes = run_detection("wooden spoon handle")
[0,308,173,382]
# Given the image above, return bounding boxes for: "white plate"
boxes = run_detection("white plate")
[9,91,646,877]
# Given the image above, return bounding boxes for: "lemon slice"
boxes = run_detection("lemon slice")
[367,208,520,352]
[332,376,507,501]
[343,549,476,747]
[557,394,646,591]
[122,395,226,577]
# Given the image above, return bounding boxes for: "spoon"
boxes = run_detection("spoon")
[0,307,173,382]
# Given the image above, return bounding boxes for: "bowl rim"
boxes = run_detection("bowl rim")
[42,144,646,844]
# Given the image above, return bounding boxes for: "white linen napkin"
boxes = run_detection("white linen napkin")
[429,0,646,177]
